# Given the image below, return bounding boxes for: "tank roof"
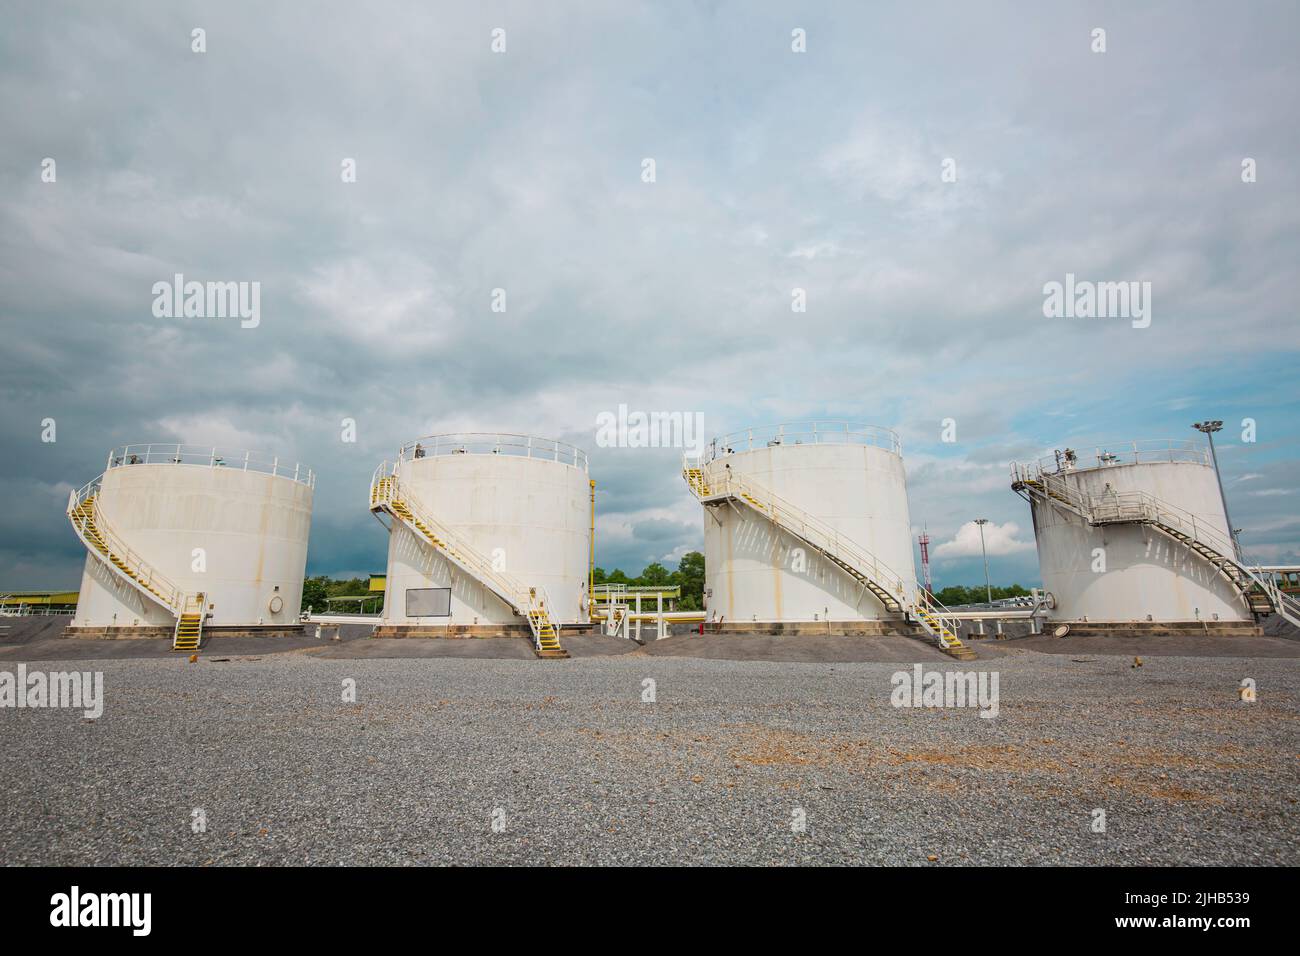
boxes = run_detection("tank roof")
[399,432,588,471]
[704,421,900,463]
[105,444,315,488]
[1013,438,1209,477]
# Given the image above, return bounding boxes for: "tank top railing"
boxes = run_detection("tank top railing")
[703,422,901,465]
[1020,440,1208,476]
[397,433,588,471]
[1014,462,1237,560]
[105,444,315,488]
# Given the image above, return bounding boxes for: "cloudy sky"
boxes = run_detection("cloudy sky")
[2,0,1297,593]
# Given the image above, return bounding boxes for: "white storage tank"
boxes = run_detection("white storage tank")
[68,445,314,632]
[376,433,590,629]
[1013,440,1250,623]
[694,422,918,625]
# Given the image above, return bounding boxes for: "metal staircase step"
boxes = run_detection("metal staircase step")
[371,470,569,659]
[1016,469,1285,621]
[683,457,953,639]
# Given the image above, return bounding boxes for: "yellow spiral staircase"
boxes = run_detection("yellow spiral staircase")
[67,480,206,651]
[370,465,568,658]
[1012,463,1299,627]
[683,458,973,659]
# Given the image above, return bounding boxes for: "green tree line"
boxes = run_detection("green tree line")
[301,552,708,614]
[593,551,705,610]
[932,583,1032,606]
[301,575,378,613]
[302,558,1026,616]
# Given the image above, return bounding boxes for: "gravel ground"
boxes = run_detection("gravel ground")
[639,632,954,662]
[1,649,1297,866]
[0,620,373,661]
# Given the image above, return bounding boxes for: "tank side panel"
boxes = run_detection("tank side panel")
[1035,461,1247,622]
[384,454,589,625]
[702,444,916,622]
[74,552,172,626]
[72,464,313,627]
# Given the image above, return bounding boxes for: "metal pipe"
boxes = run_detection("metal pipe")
[588,479,596,621]
[975,518,992,603]
[1193,421,1240,561]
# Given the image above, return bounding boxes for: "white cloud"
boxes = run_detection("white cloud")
[934,521,1035,560]
[295,257,450,353]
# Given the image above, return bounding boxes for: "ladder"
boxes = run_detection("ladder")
[527,598,567,658]
[682,456,973,657]
[67,479,206,649]
[1012,463,1300,627]
[370,463,569,658]
[173,598,205,651]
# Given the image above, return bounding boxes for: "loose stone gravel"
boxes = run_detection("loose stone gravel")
[1,650,1296,865]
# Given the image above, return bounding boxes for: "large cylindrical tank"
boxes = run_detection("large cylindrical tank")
[381,433,590,627]
[72,445,314,628]
[699,422,917,623]
[1019,440,1248,622]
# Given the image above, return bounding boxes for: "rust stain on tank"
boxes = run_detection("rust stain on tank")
[771,532,783,621]
[252,473,270,587]
[724,516,735,621]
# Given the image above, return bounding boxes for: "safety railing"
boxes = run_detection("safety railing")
[1264,582,1300,625]
[524,583,558,637]
[1019,439,1209,476]
[106,445,315,488]
[702,421,901,464]
[684,454,965,642]
[397,433,588,471]
[591,583,680,600]
[913,588,963,647]
[0,605,75,617]
[1012,461,1299,626]
[370,462,539,626]
[684,454,909,599]
[1013,462,1238,560]
[67,481,183,611]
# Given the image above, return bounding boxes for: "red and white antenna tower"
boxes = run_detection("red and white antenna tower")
[918,528,933,594]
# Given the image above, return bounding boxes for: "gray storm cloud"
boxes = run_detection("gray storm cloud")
[1,0,1297,587]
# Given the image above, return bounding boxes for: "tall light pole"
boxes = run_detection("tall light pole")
[974,518,992,603]
[1192,421,1240,560]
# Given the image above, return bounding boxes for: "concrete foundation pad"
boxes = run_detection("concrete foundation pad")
[310,631,634,659]
[63,624,307,640]
[371,623,600,639]
[62,625,172,640]
[371,624,532,638]
[0,621,371,661]
[315,635,537,659]
[1045,620,1262,639]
